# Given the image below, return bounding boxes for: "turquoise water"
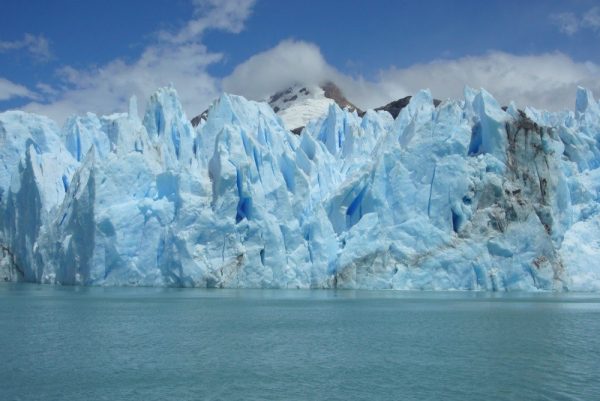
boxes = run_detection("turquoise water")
[1,284,599,401]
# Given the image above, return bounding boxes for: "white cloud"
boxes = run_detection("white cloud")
[222,40,339,100]
[161,0,256,43]
[582,7,600,30]
[221,39,389,108]
[223,40,600,112]
[550,12,580,35]
[35,82,58,96]
[376,52,600,111]
[551,7,600,35]
[0,77,39,101]
[21,0,256,124]
[0,33,51,61]
[25,44,223,123]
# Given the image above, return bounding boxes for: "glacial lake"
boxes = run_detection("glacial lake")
[1,284,599,401]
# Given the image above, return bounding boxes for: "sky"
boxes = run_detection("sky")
[1,0,600,123]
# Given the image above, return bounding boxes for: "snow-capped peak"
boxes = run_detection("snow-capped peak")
[267,82,360,132]
[266,84,333,132]
[191,82,360,132]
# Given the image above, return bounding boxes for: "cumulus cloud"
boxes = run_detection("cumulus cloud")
[551,7,600,35]
[21,0,256,124]
[222,40,339,99]
[221,40,388,108]
[0,77,39,101]
[223,40,600,112]
[25,44,222,123]
[376,52,600,111]
[0,33,52,62]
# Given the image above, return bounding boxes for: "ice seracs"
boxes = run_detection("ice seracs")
[1,84,600,290]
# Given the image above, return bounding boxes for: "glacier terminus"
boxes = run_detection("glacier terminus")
[1,85,600,291]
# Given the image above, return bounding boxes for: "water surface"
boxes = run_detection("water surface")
[1,284,599,401]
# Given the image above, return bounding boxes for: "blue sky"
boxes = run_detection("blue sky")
[1,0,600,122]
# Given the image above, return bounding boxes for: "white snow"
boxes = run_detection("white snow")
[268,84,335,131]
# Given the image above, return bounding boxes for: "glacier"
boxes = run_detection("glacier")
[1,85,600,290]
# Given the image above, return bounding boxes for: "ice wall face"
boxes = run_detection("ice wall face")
[0,113,77,282]
[1,86,600,290]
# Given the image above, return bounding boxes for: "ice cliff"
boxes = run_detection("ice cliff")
[1,85,600,290]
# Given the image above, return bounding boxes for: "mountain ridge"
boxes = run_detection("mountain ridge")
[192,81,443,132]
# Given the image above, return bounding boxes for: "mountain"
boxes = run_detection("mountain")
[192,82,443,133]
[373,96,442,118]
[1,85,600,290]
[192,82,361,132]
[268,82,364,133]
